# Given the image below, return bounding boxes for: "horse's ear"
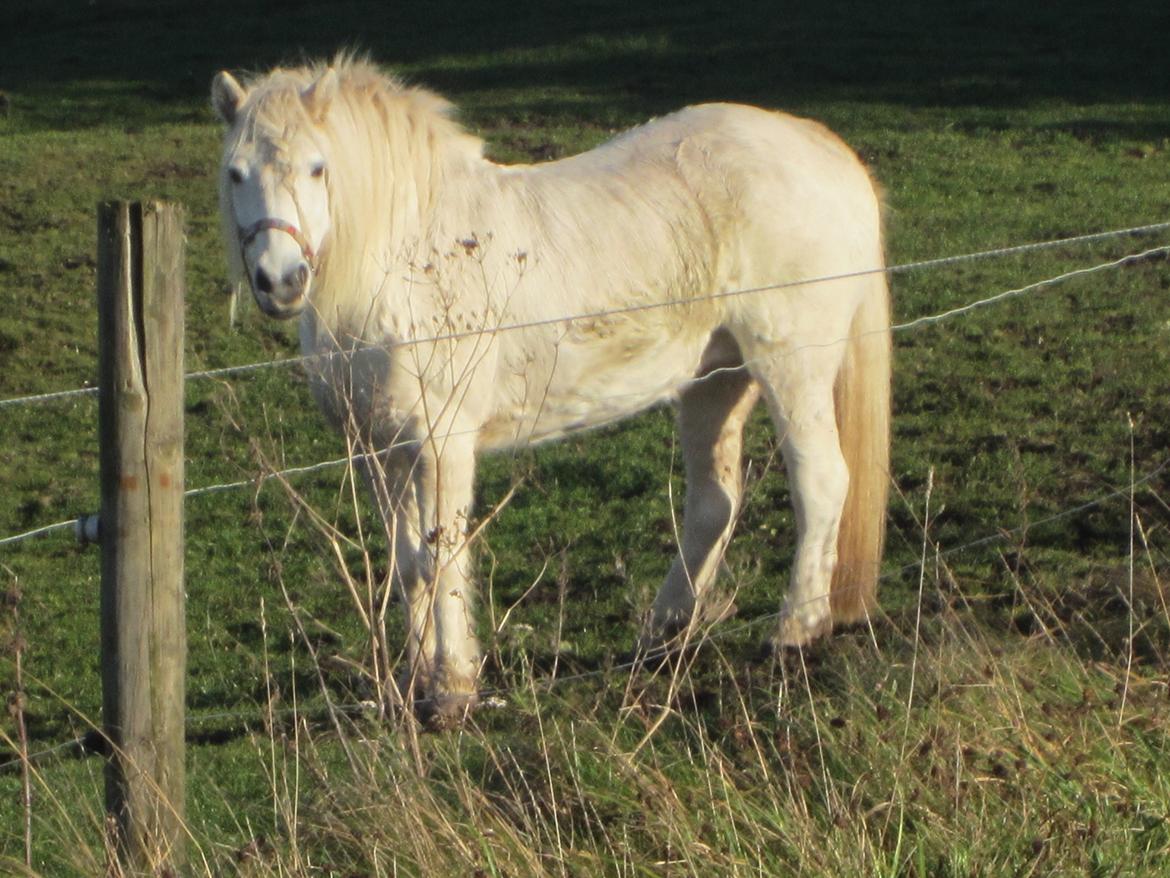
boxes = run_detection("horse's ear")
[212,71,246,125]
[302,68,339,123]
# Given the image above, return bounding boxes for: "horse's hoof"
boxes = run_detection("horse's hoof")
[770,611,833,652]
[395,667,432,706]
[636,597,739,662]
[700,596,738,627]
[418,690,480,730]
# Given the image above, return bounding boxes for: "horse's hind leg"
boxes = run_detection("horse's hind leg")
[753,352,849,648]
[646,347,759,646]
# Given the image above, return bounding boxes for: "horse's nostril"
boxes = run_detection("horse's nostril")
[293,263,310,290]
[255,268,274,294]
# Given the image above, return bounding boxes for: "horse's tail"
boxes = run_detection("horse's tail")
[830,266,891,623]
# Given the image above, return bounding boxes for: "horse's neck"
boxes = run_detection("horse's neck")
[309,155,504,349]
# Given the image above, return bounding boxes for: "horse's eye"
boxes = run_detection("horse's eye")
[228,167,244,185]
[310,162,326,180]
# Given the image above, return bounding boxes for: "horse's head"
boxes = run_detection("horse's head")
[212,68,337,319]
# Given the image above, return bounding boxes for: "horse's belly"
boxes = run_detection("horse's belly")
[477,384,670,449]
[477,328,708,449]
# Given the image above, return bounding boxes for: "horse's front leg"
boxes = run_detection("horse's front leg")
[410,432,481,722]
[359,453,438,698]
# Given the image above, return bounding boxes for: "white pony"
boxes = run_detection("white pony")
[212,57,890,719]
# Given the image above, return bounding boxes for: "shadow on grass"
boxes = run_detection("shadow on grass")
[4,0,1169,132]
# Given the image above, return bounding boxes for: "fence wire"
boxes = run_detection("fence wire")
[1,220,1167,413]
[2,228,1168,550]
[3,447,1163,766]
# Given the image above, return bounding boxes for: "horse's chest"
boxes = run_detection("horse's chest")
[306,344,417,439]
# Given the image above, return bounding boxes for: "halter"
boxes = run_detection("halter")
[238,218,318,275]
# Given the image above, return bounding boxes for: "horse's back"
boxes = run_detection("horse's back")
[665,103,881,251]
[620,103,884,337]
[463,101,886,447]
[537,100,881,281]
[568,102,881,271]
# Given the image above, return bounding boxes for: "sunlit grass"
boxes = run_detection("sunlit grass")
[2,0,1169,872]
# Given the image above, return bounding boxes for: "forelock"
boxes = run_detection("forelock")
[230,71,318,147]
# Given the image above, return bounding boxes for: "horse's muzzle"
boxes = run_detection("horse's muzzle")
[251,264,309,319]
[239,218,316,319]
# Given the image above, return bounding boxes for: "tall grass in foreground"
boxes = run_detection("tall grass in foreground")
[4,387,1169,876]
[4,503,1167,877]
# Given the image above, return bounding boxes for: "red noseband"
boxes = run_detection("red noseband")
[238,218,317,272]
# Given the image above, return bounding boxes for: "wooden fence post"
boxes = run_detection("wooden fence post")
[97,201,187,873]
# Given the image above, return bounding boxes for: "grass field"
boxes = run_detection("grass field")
[2,1,1170,874]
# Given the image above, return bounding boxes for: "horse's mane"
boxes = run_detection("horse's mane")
[233,55,486,337]
[238,55,479,149]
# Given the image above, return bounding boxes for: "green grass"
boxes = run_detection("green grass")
[2,0,1170,873]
